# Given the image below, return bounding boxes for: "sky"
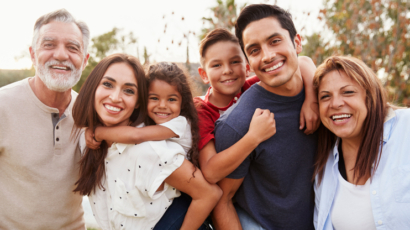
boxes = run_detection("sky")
[0,0,323,70]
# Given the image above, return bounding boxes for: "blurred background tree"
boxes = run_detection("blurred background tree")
[73,28,139,91]
[302,0,410,106]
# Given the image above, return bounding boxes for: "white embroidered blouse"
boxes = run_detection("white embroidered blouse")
[80,116,192,230]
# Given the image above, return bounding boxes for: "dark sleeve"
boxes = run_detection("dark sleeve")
[214,120,251,179]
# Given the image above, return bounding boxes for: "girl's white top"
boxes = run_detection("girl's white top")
[79,116,192,230]
[331,172,376,230]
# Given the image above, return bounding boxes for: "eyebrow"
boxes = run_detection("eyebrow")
[103,76,137,88]
[319,85,354,94]
[244,32,282,53]
[148,93,180,97]
[67,39,81,49]
[41,37,55,43]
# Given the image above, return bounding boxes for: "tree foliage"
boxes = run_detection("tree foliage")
[303,0,410,106]
[199,0,246,39]
[73,28,138,92]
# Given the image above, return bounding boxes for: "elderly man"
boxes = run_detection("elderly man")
[0,9,89,229]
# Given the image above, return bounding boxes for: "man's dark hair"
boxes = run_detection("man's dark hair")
[235,4,297,53]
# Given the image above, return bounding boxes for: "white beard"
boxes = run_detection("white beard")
[36,59,83,92]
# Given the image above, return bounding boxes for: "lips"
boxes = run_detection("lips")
[220,78,237,84]
[51,65,71,71]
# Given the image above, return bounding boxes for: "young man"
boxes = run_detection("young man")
[212,4,318,230]
[0,9,89,229]
[195,28,318,184]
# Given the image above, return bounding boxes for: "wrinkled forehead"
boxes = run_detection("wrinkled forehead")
[38,21,84,47]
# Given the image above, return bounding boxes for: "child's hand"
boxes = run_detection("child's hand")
[85,128,101,150]
[248,108,276,143]
[299,98,320,135]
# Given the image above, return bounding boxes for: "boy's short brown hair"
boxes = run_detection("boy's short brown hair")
[199,28,239,67]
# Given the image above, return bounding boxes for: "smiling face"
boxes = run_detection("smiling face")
[30,21,89,92]
[242,17,302,94]
[199,41,249,99]
[94,62,139,127]
[318,70,368,141]
[147,80,182,124]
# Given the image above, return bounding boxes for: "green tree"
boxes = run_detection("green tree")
[303,0,410,106]
[73,28,138,92]
[199,0,246,39]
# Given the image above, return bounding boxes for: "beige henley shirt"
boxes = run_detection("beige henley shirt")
[0,78,85,230]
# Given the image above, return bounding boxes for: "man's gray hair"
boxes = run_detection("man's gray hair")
[31,9,90,56]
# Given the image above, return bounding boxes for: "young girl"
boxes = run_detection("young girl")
[73,55,221,230]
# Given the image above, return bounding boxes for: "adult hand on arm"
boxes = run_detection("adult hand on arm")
[85,128,101,150]
[212,177,244,230]
[94,125,177,145]
[199,109,275,184]
[298,56,320,134]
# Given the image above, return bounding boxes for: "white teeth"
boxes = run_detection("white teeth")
[222,79,235,83]
[265,62,283,72]
[51,66,68,70]
[332,114,351,120]
[105,105,121,112]
[156,113,169,116]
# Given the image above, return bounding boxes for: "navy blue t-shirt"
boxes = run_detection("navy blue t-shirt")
[215,84,317,230]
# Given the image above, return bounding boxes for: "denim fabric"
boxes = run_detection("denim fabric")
[235,204,266,230]
[154,192,213,230]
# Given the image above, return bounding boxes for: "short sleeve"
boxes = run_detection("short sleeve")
[214,120,251,179]
[159,116,188,139]
[195,99,220,150]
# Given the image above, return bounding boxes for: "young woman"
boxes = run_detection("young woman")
[72,55,221,230]
[313,56,410,230]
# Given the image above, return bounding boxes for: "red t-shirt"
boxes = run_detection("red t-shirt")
[194,75,260,150]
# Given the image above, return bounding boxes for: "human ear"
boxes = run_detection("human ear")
[29,47,36,66]
[82,53,90,71]
[294,34,303,54]
[245,63,251,78]
[198,67,210,84]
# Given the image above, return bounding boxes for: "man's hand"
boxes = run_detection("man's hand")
[248,108,276,143]
[299,99,320,135]
[85,128,101,150]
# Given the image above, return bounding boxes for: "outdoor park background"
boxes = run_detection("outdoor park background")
[0,0,409,228]
[1,0,409,106]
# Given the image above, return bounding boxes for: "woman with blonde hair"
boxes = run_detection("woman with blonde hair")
[313,56,410,230]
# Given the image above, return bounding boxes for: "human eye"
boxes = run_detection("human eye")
[102,81,113,88]
[271,38,281,44]
[168,98,177,102]
[212,63,221,68]
[319,94,330,100]
[44,43,53,48]
[343,90,355,94]
[149,96,158,100]
[124,88,135,95]
[249,48,259,55]
[69,46,79,51]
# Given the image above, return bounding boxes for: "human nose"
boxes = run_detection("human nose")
[222,64,233,75]
[330,94,344,109]
[109,88,122,103]
[158,99,167,108]
[261,46,275,63]
[53,44,69,61]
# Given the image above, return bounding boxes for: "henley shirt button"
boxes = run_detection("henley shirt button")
[378,220,383,225]
[234,97,238,100]
[56,137,59,142]
[56,126,59,130]
[53,114,58,118]
[372,190,377,195]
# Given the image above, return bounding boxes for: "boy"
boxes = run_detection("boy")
[195,28,318,184]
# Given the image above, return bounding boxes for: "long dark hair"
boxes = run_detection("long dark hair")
[146,62,200,169]
[72,53,148,195]
[313,56,388,185]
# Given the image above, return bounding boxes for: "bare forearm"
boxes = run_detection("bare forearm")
[95,125,176,144]
[202,134,259,184]
[212,197,242,230]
